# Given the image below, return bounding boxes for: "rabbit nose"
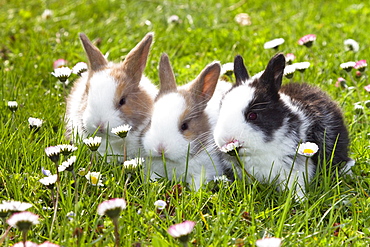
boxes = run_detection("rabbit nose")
[156,144,166,156]
[95,122,106,133]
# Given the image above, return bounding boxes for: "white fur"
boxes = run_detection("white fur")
[66,70,157,160]
[143,81,231,190]
[214,84,315,198]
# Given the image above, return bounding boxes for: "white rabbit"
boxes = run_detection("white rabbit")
[65,33,158,161]
[142,53,232,190]
[214,54,353,198]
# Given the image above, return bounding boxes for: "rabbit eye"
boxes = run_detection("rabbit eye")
[247,111,257,121]
[180,122,189,131]
[119,97,126,106]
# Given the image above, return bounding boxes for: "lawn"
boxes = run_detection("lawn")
[0,0,369,246]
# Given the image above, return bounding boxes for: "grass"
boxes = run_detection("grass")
[0,0,369,246]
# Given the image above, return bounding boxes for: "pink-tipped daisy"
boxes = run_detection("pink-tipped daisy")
[11,241,39,247]
[7,211,39,231]
[298,34,316,47]
[256,237,282,247]
[285,53,295,64]
[220,140,243,156]
[354,60,367,72]
[297,142,319,158]
[53,58,67,69]
[97,198,126,219]
[72,62,88,76]
[168,220,196,242]
[39,241,61,247]
[264,38,285,49]
[364,84,370,92]
[335,77,347,88]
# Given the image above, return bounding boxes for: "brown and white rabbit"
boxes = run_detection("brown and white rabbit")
[141,53,232,190]
[65,33,158,160]
[214,53,353,198]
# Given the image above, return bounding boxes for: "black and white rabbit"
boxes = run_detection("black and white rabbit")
[141,53,232,189]
[65,33,158,160]
[214,53,353,198]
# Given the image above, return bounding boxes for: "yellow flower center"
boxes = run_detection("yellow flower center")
[91,176,98,185]
[303,148,314,154]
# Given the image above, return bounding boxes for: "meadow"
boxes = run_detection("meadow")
[1,0,370,246]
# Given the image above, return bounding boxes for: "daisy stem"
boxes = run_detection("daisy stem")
[50,160,61,238]
[234,150,254,182]
[72,169,79,205]
[87,151,96,172]
[123,138,127,162]
[0,225,12,246]
[124,173,131,202]
[112,217,121,247]
[22,229,27,246]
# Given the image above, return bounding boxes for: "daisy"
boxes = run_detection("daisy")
[41,9,53,20]
[335,77,347,88]
[11,241,39,247]
[58,156,76,172]
[220,62,234,76]
[298,34,316,47]
[294,62,310,72]
[154,200,167,210]
[8,101,18,112]
[213,175,231,183]
[72,62,88,76]
[28,117,43,130]
[365,84,370,92]
[58,144,77,156]
[263,38,285,49]
[354,60,367,72]
[45,146,61,163]
[0,201,32,213]
[39,174,58,189]
[220,140,243,156]
[285,53,295,64]
[235,13,251,26]
[85,171,104,186]
[297,142,319,157]
[83,136,102,152]
[123,157,144,169]
[167,15,180,24]
[7,211,39,231]
[51,66,72,83]
[354,102,364,114]
[53,59,67,69]
[168,220,196,242]
[256,237,282,247]
[340,61,356,72]
[344,39,359,52]
[111,124,132,138]
[98,198,126,219]
[284,64,296,79]
[39,241,61,247]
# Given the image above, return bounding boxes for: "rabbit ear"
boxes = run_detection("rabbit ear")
[119,32,153,85]
[234,55,250,86]
[79,33,108,72]
[260,53,285,93]
[190,62,221,106]
[158,53,177,97]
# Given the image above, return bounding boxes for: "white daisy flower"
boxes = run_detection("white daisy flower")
[41,9,53,20]
[83,136,102,151]
[344,39,359,52]
[284,64,296,79]
[340,61,356,72]
[297,142,319,157]
[154,200,167,210]
[39,174,58,188]
[111,124,132,138]
[72,62,88,76]
[51,66,72,83]
[213,175,231,183]
[0,201,32,213]
[294,62,310,72]
[28,117,43,130]
[123,157,144,169]
[167,15,180,24]
[45,146,61,163]
[85,171,104,186]
[97,198,126,219]
[263,38,285,49]
[235,13,252,26]
[7,211,39,231]
[8,101,18,112]
[58,156,77,172]
[256,237,282,247]
[220,140,243,156]
[220,62,234,76]
[58,144,77,156]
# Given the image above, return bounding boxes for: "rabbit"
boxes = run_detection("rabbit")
[65,32,158,161]
[141,53,232,190]
[213,53,353,198]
